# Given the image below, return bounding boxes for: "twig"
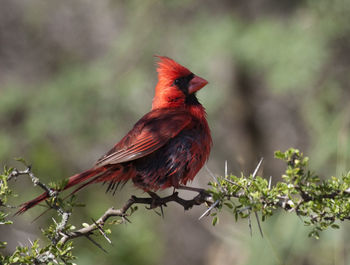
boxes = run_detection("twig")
[252,158,264,179]
[59,191,211,245]
[9,166,71,245]
[85,235,108,253]
[254,211,263,237]
[9,167,55,197]
[205,165,223,192]
[198,200,220,220]
[92,218,112,244]
[248,213,252,236]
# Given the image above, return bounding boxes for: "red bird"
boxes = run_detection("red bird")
[17,56,212,214]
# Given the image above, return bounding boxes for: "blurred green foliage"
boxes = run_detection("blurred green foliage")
[1,0,350,264]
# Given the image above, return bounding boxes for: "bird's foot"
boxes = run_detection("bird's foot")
[146,191,167,216]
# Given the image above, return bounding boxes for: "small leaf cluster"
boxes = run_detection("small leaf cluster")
[0,167,77,265]
[0,167,14,249]
[0,239,75,265]
[208,148,350,238]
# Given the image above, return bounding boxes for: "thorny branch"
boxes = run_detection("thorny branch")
[205,149,350,239]
[4,147,350,261]
[9,166,56,198]
[7,166,212,247]
[8,160,267,248]
[9,167,72,244]
[59,191,211,245]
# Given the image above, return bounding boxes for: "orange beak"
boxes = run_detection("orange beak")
[188,75,208,94]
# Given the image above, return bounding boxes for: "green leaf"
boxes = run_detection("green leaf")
[212,216,218,226]
[14,157,29,166]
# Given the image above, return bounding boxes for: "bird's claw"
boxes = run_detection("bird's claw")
[146,191,167,209]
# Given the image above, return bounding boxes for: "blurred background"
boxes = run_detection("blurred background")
[1,0,350,264]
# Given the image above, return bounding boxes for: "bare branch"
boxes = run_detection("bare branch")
[59,191,211,245]
[9,167,56,197]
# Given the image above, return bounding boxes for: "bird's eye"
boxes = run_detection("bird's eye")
[174,79,180,85]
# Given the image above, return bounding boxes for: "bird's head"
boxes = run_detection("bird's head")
[152,56,208,109]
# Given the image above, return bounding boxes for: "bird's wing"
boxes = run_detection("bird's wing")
[95,109,192,167]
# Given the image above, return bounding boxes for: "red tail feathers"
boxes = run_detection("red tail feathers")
[16,165,123,215]
[15,192,51,215]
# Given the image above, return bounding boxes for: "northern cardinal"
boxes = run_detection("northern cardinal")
[17,56,211,214]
